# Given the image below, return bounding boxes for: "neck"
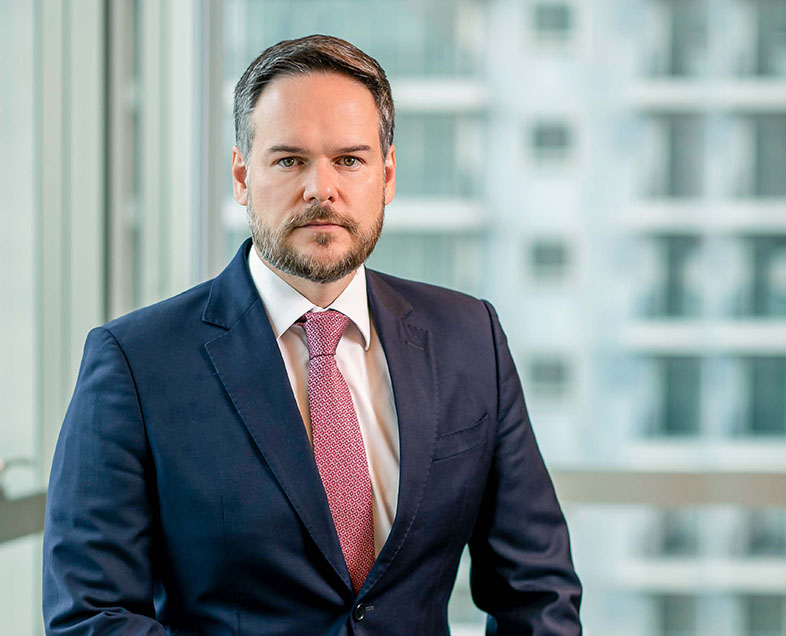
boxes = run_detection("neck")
[259,254,357,308]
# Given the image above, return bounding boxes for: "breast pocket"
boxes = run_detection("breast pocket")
[432,413,488,461]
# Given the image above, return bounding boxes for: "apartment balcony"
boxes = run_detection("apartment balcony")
[620,200,786,234]
[622,438,786,472]
[621,320,786,354]
[390,78,488,112]
[384,197,486,230]
[627,79,786,112]
[618,558,786,594]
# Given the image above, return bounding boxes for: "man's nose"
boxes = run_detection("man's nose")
[302,160,336,204]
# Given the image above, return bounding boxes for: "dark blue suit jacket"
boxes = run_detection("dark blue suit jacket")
[43,240,581,635]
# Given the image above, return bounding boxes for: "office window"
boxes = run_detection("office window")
[529,239,570,281]
[743,596,786,636]
[657,595,697,636]
[367,231,484,296]
[229,0,486,78]
[646,115,705,198]
[651,357,701,436]
[653,511,700,557]
[743,358,786,436]
[665,114,704,197]
[530,122,573,163]
[747,237,786,318]
[667,0,707,76]
[644,236,702,318]
[751,116,786,197]
[395,113,483,197]
[755,0,786,76]
[529,357,570,399]
[746,511,786,556]
[532,3,573,43]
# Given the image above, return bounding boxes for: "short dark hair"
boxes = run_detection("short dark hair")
[233,34,395,161]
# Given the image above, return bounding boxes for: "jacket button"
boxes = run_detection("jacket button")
[352,603,366,621]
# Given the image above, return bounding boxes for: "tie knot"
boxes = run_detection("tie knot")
[300,310,350,358]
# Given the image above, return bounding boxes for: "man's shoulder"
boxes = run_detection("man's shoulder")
[100,278,218,348]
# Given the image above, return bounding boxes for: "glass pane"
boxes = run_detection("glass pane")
[746,358,786,435]
[668,0,707,76]
[756,0,786,76]
[667,115,704,197]
[1,2,44,634]
[753,116,786,197]
[658,595,697,636]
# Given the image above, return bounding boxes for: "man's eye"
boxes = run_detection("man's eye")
[339,156,359,167]
[278,157,297,168]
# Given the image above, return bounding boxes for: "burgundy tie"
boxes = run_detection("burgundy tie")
[300,310,375,593]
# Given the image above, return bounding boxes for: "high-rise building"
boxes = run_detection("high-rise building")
[3,1,785,633]
[222,1,786,633]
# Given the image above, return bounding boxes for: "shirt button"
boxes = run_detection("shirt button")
[352,603,366,621]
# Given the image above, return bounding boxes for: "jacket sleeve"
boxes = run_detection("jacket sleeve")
[468,301,582,635]
[43,327,167,635]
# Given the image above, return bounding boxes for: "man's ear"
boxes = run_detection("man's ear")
[383,144,396,205]
[232,146,249,205]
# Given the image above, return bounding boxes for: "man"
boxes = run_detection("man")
[43,35,581,635]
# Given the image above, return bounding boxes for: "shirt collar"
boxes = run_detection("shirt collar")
[247,244,371,350]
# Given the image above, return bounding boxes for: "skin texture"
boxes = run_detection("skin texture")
[231,71,397,307]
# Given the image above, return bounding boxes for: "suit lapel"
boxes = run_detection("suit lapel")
[363,271,440,591]
[202,241,352,592]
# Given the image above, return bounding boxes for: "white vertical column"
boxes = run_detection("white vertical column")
[108,0,203,317]
[140,0,165,301]
[167,0,199,293]
[198,0,227,279]
[39,0,106,479]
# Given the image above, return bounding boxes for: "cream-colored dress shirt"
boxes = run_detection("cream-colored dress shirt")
[248,246,400,556]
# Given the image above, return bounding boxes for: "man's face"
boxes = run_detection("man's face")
[232,72,396,284]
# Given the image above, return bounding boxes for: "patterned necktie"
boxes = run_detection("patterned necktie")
[300,310,375,593]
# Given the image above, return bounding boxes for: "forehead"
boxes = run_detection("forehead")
[251,71,380,151]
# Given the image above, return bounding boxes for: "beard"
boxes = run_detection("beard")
[247,195,385,284]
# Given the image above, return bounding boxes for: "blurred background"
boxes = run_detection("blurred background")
[2,0,786,634]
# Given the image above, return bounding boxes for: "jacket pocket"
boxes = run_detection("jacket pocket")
[432,413,488,461]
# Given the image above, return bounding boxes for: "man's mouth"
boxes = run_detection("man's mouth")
[298,220,344,229]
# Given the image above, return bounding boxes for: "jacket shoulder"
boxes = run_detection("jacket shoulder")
[101,279,216,347]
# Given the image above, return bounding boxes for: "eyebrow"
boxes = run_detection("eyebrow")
[265,144,373,155]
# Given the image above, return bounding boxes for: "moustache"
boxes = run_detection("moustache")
[283,204,359,236]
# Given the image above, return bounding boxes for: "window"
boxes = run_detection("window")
[394,113,484,197]
[532,3,573,42]
[229,0,486,78]
[755,0,786,76]
[530,122,573,163]
[746,511,786,556]
[748,237,786,318]
[743,596,786,636]
[751,116,786,197]
[651,357,701,436]
[744,358,786,436]
[529,239,570,281]
[367,231,485,297]
[529,357,570,399]
[654,511,700,557]
[658,115,705,198]
[657,595,697,636]
[666,0,708,76]
[644,236,702,318]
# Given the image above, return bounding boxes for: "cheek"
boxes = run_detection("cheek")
[252,180,297,211]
